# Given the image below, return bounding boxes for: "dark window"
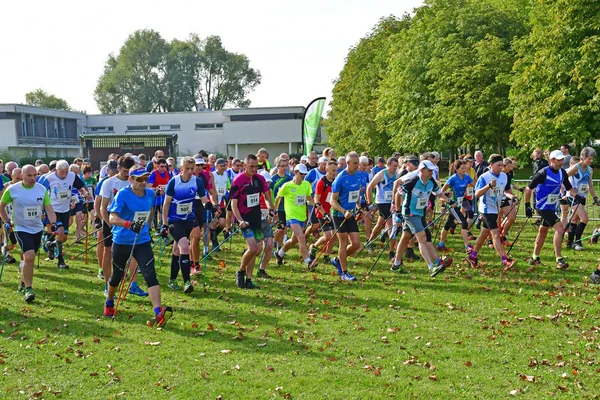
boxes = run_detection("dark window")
[169,125,180,129]
[128,125,147,131]
[195,123,218,130]
[229,113,302,122]
[149,125,160,130]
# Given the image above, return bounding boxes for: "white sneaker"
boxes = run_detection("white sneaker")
[574,243,584,251]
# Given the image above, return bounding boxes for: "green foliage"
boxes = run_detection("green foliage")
[94,30,261,113]
[25,89,72,111]
[509,0,600,149]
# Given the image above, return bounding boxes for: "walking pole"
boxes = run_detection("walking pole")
[367,234,391,276]
[201,225,242,288]
[506,216,531,255]
[0,252,6,281]
[309,218,346,269]
[113,234,139,320]
[69,226,102,246]
[70,234,112,260]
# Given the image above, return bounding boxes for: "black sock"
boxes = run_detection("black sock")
[595,269,600,276]
[568,223,577,242]
[575,222,587,242]
[57,241,63,256]
[170,254,179,280]
[26,286,32,290]
[180,254,190,282]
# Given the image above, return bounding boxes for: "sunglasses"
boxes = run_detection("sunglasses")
[134,176,148,182]
[247,165,258,169]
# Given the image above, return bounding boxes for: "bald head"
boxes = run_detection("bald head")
[6,161,17,175]
[11,168,22,182]
[37,164,49,175]
[22,165,37,187]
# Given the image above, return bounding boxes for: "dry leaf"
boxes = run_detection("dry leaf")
[221,349,232,354]
[519,373,535,382]
[144,341,161,346]
[428,374,437,381]
[465,361,472,367]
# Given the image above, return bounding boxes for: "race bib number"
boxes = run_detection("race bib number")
[456,196,464,205]
[384,191,393,202]
[294,196,306,206]
[261,209,269,220]
[325,192,332,203]
[132,211,150,225]
[466,187,474,197]
[58,190,70,200]
[247,193,259,208]
[176,202,193,215]
[547,194,559,205]
[348,190,359,203]
[217,186,226,198]
[495,188,503,198]
[23,206,41,220]
[579,184,589,195]
[416,197,428,210]
[71,195,79,203]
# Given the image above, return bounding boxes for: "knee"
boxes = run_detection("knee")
[24,251,35,263]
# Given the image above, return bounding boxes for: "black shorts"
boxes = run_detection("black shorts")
[102,220,113,247]
[445,207,468,230]
[377,203,392,219]
[428,194,436,209]
[82,202,93,214]
[217,207,226,218]
[333,215,359,234]
[195,200,206,226]
[319,217,334,232]
[70,202,84,216]
[55,211,70,234]
[15,231,42,253]
[538,209,560,228]
[565,196,586,207]
[168,219,198,242]
[309,207,320,224]
[8,230,16,245]
[481,213,499,230]
[500,198,511,209]
[277,210,287,229]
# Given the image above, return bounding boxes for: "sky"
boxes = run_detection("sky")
[0,0,424,114]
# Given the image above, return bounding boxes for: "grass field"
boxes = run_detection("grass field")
[2,217,600,399]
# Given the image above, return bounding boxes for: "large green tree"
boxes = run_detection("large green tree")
[509,0,600,149]
[327,15,411,156]
[25,89,72,111]
[94,30,261,113]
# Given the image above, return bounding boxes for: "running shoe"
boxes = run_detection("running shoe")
[46,240,56,260]
[465,244,474,255]
[168,279,182,290]
[390,263,407,274]
[529,256,541,266]
[104,302,115,317]
[257,269,272,279]
[341,271,356,281]
[367,244,375,254]
[465,255,478,268]
[556,258,569,270]
[57,259,69,269]
[17,281,25,293]
[590,272,600,284]
[129,282,148,297]
[24,288,35,303]
[405,248,418,261]
[467,232,476,241]
[388,251,396,261]
[323,255,331,263]
[245,279,260,289]
[436,244,448,253]
[235,271,246,289]
[4,253,16,264]
[431,258,452,277]
[97,268,104,280]
[330,257,343,276]
[502,258,517,272]
[155,306,173,327]
[309,244,317,261]
[183,280,194,294]
[573,242,584,251]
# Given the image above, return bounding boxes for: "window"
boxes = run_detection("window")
[127,125,147,131]
[169,125,180,130]
[149,125,160,130]
[195,123,223,130]
[90,126,114,132]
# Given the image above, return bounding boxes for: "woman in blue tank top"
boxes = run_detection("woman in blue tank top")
[438,160,473,253]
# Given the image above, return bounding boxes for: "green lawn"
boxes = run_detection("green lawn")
[2,220,600,399]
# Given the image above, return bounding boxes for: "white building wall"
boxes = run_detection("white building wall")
[0,119,19,147]
[223,120,301,145]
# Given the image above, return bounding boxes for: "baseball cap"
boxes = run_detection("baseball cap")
[259,170,272,182]
[419,160,436,170]
[300,155,309,162]
[107,160,118,173]
[216,158,227,166]
[129,166,150,177]
[194,157,206,165]
[549,150,565,160]
[294,164,308,174]
[431,151,441,160]
[318,156,328,163]
[405,156,419,166]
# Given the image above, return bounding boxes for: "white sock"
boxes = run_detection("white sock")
[304,257,311,266]
[277,248,285,258]
[394,260,402,266]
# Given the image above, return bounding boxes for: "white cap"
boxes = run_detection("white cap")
[419,160,436,170]
[194,157,206,165]
[318,156,328,163]
[549,150,565,160]
[431,151,441,160]
[132,155,141,164]
[300,155,309,162]
[259,170,272,182]
[359,155,369,165]
[294,163,308,174]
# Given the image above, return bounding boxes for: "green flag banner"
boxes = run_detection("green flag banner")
[302,97,326,155]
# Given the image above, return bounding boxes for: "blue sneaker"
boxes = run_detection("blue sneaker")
[330,257,343,276]
[341,271,356,281]
[129,282,148,297]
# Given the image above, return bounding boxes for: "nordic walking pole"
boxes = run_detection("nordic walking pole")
[309,218,346,269]
[367,234,391,276]
[70,234,112,260]
[506,216,531,255]
[69,226,102,246]
[113,234,139,320]
[0,252,6,282]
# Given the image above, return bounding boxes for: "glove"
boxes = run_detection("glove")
[125,221,144,233]
[50,223,58,233]
[394,213,403,224]
[159,224,169,238]
[323,214,332,223]
[368,204,376,212]
[205,202,216,213]
[525,203,534,218]
[574,194,585,205]
[4,221,13,231]
[446,199,457,208]
[93,217,102,229]
[511,197,519,203]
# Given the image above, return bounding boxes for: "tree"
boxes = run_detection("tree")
[94,30,261,113]
[25,89,72,111]
[509,0,600,149]
[327,15,411,156]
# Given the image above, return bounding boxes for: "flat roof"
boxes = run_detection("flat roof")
[0,104,87,118]
[80,132,178,138]
[222,106,304,116]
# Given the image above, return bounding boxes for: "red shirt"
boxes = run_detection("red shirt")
[315,176,334,218]
[230,173,269,227]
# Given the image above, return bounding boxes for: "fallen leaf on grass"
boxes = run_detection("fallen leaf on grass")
[256,343,267,347]
[465,361,472,367]
[221,349,232,354]
[208,324,215,331]
[519,374,535,382]
[144,341,161,346]
[428,374,437,381]
[74,338,84,346]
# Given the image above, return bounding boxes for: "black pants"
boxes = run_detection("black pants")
[109,241,159,288]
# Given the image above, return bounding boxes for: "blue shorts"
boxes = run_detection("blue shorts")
[286,219,305,228]
[403,215,425,234]
[242,227,265,241]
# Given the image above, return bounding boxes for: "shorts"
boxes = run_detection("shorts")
[168,219,198,242]
[428,193,436,209]
[402,215,432,242]
[462,198,473,212]
[83,202,94,214]
[376,203,392,219]
[319,217,334,232]
[538,208,560,228]
[102,220,113,247]
[360,202,369,211]
[481,213,499,230]
[500,198,511,209]
[309,207,320,224]
[565,196,586,207]
[332,215,359,234]
[55,211,70,234]
[277,210,287,230]
[217,207,226,218]
[444,207,468,230]
[70,202,84,216]
[15,231,42,253]
[286,219,305,228]
[195,200,206,226]
[260,220,273,238]
[242,227,265,241]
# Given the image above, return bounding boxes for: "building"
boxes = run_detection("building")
[0,104,328,168]
[0,104,85,159]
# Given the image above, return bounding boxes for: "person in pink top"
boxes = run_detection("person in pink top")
[230,154,276,289]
